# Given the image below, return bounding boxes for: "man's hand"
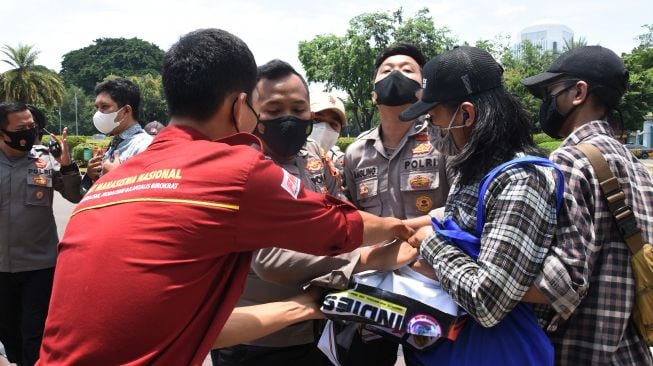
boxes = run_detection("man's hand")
[407,225,434,249]
[49,127,72,166]
[86,155,103,181]
[102,151,121,173]
[356,240,419,273]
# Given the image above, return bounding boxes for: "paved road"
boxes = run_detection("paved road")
[53,192,76,238]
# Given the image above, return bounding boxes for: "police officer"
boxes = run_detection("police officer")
[0,102,81,366]
[345,43,449,224]
[342,42,450,365]
[213,59,343,365]
[309,91,347,183]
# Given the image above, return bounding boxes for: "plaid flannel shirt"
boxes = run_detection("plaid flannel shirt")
[420,151,559,328]
[533,120,653,365]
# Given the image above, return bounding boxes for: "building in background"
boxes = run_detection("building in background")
[514,20,574,56]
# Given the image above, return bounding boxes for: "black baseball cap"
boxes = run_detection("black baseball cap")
[521,45,628,99]
[399,46,504,121]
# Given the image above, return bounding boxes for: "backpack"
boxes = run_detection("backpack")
[577,143,653,345]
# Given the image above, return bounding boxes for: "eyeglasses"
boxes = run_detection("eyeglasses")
[543,79,579,100]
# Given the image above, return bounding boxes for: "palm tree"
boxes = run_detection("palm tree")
[0,44,64,107]
[563,36,588,52]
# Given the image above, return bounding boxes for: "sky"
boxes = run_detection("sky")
[2,0,651,89]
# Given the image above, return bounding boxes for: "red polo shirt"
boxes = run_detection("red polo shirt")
[38,126,363,365]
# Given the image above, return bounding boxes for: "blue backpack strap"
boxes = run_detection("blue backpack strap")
[475,156,565,237]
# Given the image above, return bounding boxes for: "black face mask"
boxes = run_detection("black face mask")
[374,70,421,106]
[539,84,577,138]
[255,115,313,158]
[1,128,37,152]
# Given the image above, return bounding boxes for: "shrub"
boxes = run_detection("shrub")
[336,137,356,153]
[532,133,557,145]
[66,135,88,151]
[538,141,563,153]
[68,138,109,167]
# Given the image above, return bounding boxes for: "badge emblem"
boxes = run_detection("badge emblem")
[409,175,431,189]
[33,175,48,186]
[412,143,433,155]
[359,183,370,197]
[306,158,324,173]
[34,190,45,200]
[415,195,433,212]
[34,158,47,169]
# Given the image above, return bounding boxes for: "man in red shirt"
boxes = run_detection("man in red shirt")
[38,28,412,366]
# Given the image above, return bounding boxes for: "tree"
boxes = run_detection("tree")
[620,25,653,132]
[636,24,653,48]
[127,74,167,123]
[104,74,167,123]
[299,8,455,132]
[0,44,64,107]
[500,41,556,129]
[474,34,512,62]
[51,85,95,136]
[60,38,164,94]
[563,36,588,52]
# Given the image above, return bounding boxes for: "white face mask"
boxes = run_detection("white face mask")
[93,108,123,134]
[309,122,340,151]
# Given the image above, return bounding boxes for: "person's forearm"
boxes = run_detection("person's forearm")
[354,240,419,273]
[360,211,413,245]
[212,295,323,349]
[403,215,432,230]
[522,285,551,304]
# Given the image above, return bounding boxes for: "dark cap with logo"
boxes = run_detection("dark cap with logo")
[521,45,628,100]
[399,46,504,121]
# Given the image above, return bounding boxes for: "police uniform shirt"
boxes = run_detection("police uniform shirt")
[0,146,82,272]
[344,120,449,219]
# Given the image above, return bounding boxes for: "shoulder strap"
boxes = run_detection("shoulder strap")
[476,156,565,237]
[576,143,645,254]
